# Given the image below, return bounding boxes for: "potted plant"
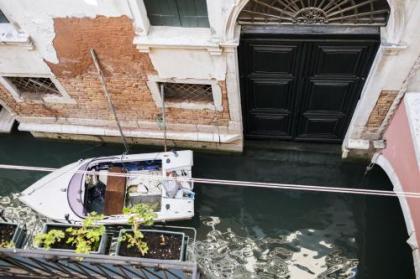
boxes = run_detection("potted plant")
[116,204,188,261]
[34,212,108,254]
[0,222,25,249]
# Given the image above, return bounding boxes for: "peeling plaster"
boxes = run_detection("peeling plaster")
[0,0,133,64]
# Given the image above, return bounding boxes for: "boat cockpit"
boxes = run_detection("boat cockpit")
[66,153,193,220]
[84,159,163,215]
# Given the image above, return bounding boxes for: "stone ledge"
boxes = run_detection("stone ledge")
[18,122,242,144]
[134,26,222,55]
[0,23,33,49]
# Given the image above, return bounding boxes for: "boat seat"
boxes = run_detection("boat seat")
[98,170,108,185]
[104,166,126,215]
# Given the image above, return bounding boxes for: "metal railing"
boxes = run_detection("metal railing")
[0,225,199,278]
[0,248,199,278]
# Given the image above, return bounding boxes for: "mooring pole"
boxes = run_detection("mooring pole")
[160,84,167,152]
[90,48,129,155]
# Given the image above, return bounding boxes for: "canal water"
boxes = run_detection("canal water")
[0,132,415,278]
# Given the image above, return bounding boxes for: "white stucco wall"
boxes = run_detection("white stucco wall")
[0,0,244,149]
[149,48,226,80]
[343,0,420,149]
[0,46,51,75]
[342,0,420,154]
[0,0,236,86]
[0,0,133,65]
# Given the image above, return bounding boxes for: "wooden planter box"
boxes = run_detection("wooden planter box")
[0,222,25,248]
[116,229,187,261]
[36,223,108,254]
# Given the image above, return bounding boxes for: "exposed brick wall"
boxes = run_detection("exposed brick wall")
[363,90,398,135]
[0,16,230,130]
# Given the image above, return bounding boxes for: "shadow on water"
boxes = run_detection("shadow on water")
[354,165,415,279]
[0,132,415,278]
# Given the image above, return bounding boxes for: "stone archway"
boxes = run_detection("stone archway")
[222,0,408,145]
[238,0,390,25]
[374,154,420,274]
[232,0,393,142]
[223,0,404,44]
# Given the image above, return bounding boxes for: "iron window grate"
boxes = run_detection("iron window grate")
[5,77,60,96]
[238,0,390,26]
[160,82,213,104]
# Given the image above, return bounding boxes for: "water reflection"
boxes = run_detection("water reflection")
[0,193,46,247]
[196,198,358,279]
[0,191,358,278]
[0,134,414,278]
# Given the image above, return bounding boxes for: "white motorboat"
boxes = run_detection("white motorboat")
[19,150,194,224]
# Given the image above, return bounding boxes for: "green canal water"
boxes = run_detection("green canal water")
[0,132,415,278]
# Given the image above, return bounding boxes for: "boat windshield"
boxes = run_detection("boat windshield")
[67,162,89,218]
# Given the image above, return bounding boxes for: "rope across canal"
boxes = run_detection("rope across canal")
[0,163,419,199]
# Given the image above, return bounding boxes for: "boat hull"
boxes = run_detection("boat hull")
[19,150,194,224]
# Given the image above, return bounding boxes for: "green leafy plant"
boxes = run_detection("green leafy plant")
[34,229,65,249]
[66,212,105,254]
[120,204,157,255]
[0,241,15,249]
[34,212,105,254]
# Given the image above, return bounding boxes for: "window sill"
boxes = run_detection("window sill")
[0,76,75,104]
[134,26,222,55]
[22,95,76,105]
[147,76,223,112]
[166,101,215,111]
[10,94,76,105]
[0,23,33,48]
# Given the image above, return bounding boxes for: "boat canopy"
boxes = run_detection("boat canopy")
[67,162,89,218]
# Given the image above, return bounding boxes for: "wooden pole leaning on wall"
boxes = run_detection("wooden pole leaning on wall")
[160,84,167,152]
[90,48,130,155]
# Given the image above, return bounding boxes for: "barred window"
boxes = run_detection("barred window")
[4,77,60,98]
[0,10,8,23]
[160,82,213,104]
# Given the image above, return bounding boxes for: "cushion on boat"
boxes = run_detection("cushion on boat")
[104,166,126,215]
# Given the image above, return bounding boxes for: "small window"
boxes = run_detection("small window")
[147,78,222,111]
[0,10,8,23]
[4,77,60,98]
[143,0,210,27]
[160,82,213,104]
[0,76,74,104]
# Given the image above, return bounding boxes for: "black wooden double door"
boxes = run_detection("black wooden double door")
[239,34,379,142]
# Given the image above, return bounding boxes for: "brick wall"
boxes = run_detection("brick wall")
[363,90,398,136]
[0,16,230,131]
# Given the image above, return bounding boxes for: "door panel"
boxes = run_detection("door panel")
[302,80,355,112]
[239,34,379,142]
[246,78,295,138]
[295,79,358,141]
[248,112,292,138]
[250,44,300,75]
[296,39,378,141]
[297,114,343,140]
[241,39,303,138]
[309,44,368,78]
[249,79,294,112]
